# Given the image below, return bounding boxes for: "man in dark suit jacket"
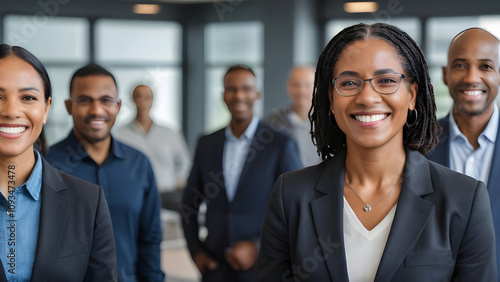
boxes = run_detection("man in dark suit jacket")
[0,158,117,282]
[180,64,303,282]
[426,28,500,274]
[255,149,497,281]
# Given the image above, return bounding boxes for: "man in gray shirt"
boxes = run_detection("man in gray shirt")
[265,66,322,166]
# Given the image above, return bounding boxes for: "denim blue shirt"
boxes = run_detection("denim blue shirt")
[46,131,164,282]
[0,149,42,282]
[449,104,498,186]
[223,117,259,202]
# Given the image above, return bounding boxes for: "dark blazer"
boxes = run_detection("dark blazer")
[0,158,117,282]
[180,121,303,282]
[254,149,497,282]
[426,114,500,274]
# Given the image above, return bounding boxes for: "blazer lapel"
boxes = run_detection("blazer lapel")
[212,129,228,200]
[427,115,451,166]
[233,122,263,200]
[310,151,349,282]
[374,150,435,282]
[31,159,71,282]
[487,113,500,198]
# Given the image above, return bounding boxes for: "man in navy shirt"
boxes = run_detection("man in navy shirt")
[46,64,164,282]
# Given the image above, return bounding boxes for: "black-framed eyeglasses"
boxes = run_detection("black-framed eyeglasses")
[330,73,406,97]
[68,96,121,107]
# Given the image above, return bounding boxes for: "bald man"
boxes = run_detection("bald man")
[426,28,500,274]
[264,66,321,166]
[114,85,191,210]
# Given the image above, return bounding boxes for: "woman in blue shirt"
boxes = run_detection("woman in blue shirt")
[0,44,117,281]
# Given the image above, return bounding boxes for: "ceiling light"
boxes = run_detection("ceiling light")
[133,4,161,14]
[344,2,379,13]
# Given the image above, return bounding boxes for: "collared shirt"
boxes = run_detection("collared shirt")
[114,121,191,192]
[0,149,42,282]
[46,131,164,282]
[449,104,498,186]
[287,111,322,167]
[223,117,259,202]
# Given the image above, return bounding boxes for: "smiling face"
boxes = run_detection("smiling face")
[330,38,417,151]
[0,55,51,158]
[223,69,261,124]
[443,29,500,118]
[66,75,121,144]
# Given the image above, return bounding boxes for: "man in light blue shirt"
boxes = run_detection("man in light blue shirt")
[223,116,259,202]
[449,103,498,185]
[426,27,500,276]
[181,64,302,282]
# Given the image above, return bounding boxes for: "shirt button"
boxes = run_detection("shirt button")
[6,210,10,215]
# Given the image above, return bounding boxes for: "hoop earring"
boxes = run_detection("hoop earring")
[406,109,418,127]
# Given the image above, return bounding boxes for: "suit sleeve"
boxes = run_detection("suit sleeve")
[180,141,206,259]
[453,181,498,281]
[278,137,303,175]
[137,162,165,281]
[84,187,118,282]
[253,174,294,282]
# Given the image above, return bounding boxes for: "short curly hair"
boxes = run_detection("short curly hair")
[309,23,439,159]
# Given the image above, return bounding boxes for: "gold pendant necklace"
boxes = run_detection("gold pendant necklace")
[344,177,403,212]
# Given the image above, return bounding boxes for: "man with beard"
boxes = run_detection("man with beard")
[180,64,302,282]
[426,28,500,274]
[46,64,164,282]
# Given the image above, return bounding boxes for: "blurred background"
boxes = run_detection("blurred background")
[1,0,499,150]
[1,0,499,280]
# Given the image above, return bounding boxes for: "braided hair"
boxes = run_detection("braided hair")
[309,23,439,159]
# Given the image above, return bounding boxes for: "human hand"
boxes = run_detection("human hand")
[193,252,219,273]
[225,241,258,271]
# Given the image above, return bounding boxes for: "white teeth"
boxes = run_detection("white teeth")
[354,114,386,123]
[464,90,483,96]
[0,127,26,134]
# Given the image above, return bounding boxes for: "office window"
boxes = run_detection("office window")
[4,15,89,63]
[3,15,90,145]
[95,19,183,130]
[325,18,421,45]
[204,21,264,133]
[95,20,181,65]
[426,16,500,118]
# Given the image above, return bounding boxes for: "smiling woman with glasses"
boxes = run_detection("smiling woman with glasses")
[253,23,497,282]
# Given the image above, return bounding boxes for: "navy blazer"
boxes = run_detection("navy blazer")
[180,121,303,281]
[254,149,497,282]
[427,114,500,275]
[0,158,117,282]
